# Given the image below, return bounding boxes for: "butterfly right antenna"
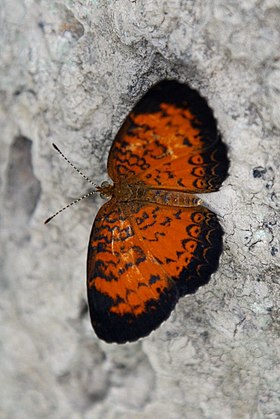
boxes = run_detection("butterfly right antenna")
[51,143,98,188]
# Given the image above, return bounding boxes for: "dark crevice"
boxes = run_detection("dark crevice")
[5,135,41,224]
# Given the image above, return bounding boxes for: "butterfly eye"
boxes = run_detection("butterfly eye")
[101,181,111,188]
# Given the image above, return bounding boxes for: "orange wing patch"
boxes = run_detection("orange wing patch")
[87,80,229,343]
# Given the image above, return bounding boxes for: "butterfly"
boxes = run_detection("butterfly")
[86,80,229,343]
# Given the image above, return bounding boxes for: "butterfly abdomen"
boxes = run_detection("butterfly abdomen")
[131,186,202,207]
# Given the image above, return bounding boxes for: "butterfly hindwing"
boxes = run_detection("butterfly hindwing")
[87,199,223,343]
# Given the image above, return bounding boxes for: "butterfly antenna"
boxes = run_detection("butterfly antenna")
[44,190,97,224]
[52,143,98,188]
[45,143,102,224]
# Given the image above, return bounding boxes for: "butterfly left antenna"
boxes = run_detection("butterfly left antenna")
[44,191,97,224]
[44,143,99,224]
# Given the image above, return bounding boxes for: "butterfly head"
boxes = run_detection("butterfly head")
[97,181,114,199]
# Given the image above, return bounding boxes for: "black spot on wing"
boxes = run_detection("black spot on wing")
[176,210,223,296]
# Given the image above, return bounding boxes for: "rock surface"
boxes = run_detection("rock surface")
[0,1,279,418]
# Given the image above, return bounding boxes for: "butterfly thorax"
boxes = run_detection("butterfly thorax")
[98,180,202,208]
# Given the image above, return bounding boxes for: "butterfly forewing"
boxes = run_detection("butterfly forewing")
[107,80,229,192]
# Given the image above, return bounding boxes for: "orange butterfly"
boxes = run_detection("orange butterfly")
[86,80,229,343]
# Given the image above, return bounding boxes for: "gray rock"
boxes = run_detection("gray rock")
[0,1,279,418]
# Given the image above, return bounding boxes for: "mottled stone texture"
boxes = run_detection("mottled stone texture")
[0,1,279,418]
